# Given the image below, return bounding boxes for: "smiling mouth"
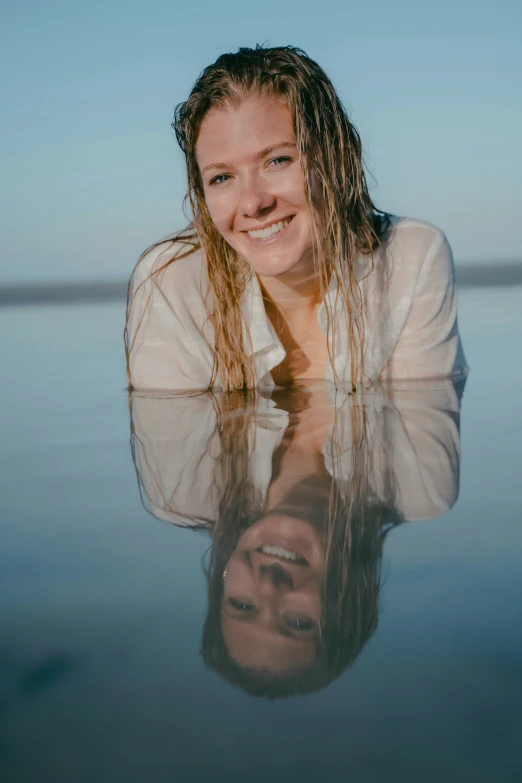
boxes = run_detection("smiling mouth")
[246,216,293,240]
[256,544,309,566]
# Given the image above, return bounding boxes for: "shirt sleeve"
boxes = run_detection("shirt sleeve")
[130,393,220,527]
[323,381,462,522]
[125,242,215,392]
[383,230,468,381]
[129,392,289,528]
[389,383,462,521]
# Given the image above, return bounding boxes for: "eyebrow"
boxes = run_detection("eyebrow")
[200,141,297,175]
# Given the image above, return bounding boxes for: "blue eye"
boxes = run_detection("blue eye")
[270,156,291,166]
[229,598,255,612]
[284,616,315,632]
[209,173,230,186]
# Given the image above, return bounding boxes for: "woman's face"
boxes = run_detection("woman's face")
[221,514,323,671]
[195,93,315,279]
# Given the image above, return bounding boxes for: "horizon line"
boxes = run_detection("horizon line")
[0,261,521,307]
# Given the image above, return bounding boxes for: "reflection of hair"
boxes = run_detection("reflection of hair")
[125,45,390,391]
[201,391,403,698]
[202,495,400,699]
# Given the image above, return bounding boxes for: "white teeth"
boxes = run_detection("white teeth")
[247,217,291,240]
[260,545,299,562]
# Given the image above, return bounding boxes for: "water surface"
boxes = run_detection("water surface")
[1,288,521,782]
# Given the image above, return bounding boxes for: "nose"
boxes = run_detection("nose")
[258,563,293,593]
[237,174,276,218]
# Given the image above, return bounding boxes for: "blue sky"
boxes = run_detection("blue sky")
[1,0,521,283]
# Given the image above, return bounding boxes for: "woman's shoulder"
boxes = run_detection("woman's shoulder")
[384,215,449,254]
[377,215,454,286]
[130,227,207,294]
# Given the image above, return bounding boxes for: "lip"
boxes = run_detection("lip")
[237,515,323,573]
[240,215,295,244]
[255,544,309,566]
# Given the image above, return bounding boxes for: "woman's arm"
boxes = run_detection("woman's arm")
[383,230,468,381]
[125,240,216,392]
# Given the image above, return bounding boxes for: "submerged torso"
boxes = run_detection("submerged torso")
[125,216,468,392]
[263,298,330,385]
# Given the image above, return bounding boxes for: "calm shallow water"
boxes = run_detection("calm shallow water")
[1,288,521,782]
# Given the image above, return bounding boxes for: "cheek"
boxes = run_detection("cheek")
[203,188,236,233]
[276,169,308,207]
[223,559,254,594]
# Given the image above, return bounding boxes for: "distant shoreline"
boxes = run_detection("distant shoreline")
[1,263,521,307]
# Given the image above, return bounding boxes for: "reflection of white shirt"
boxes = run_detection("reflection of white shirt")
[131,393,288,528]
[130,381,462,527]
[126,217,468,392]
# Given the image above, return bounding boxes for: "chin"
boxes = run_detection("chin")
[249,262,301,278]
[242,252,309,279]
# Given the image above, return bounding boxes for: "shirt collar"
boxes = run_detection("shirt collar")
[241,273,285,388]
[240,257,375,387]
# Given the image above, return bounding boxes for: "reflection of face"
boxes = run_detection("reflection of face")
[221,514,323,672]
[196,93,315,279]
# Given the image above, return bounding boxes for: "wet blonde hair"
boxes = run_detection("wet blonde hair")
[126,45,388,391]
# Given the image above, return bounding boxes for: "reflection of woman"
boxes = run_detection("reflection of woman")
[130,381,463,698]
[125,46,467,394]
[201,392,402,697]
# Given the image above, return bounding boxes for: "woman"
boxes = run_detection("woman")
[129,380,464,697]
[125,46,468,393]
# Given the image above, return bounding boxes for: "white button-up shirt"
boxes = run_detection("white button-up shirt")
[129,380,463,527]
[126,217,468,391]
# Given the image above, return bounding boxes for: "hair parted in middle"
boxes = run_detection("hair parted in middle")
[126,45,389,391]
